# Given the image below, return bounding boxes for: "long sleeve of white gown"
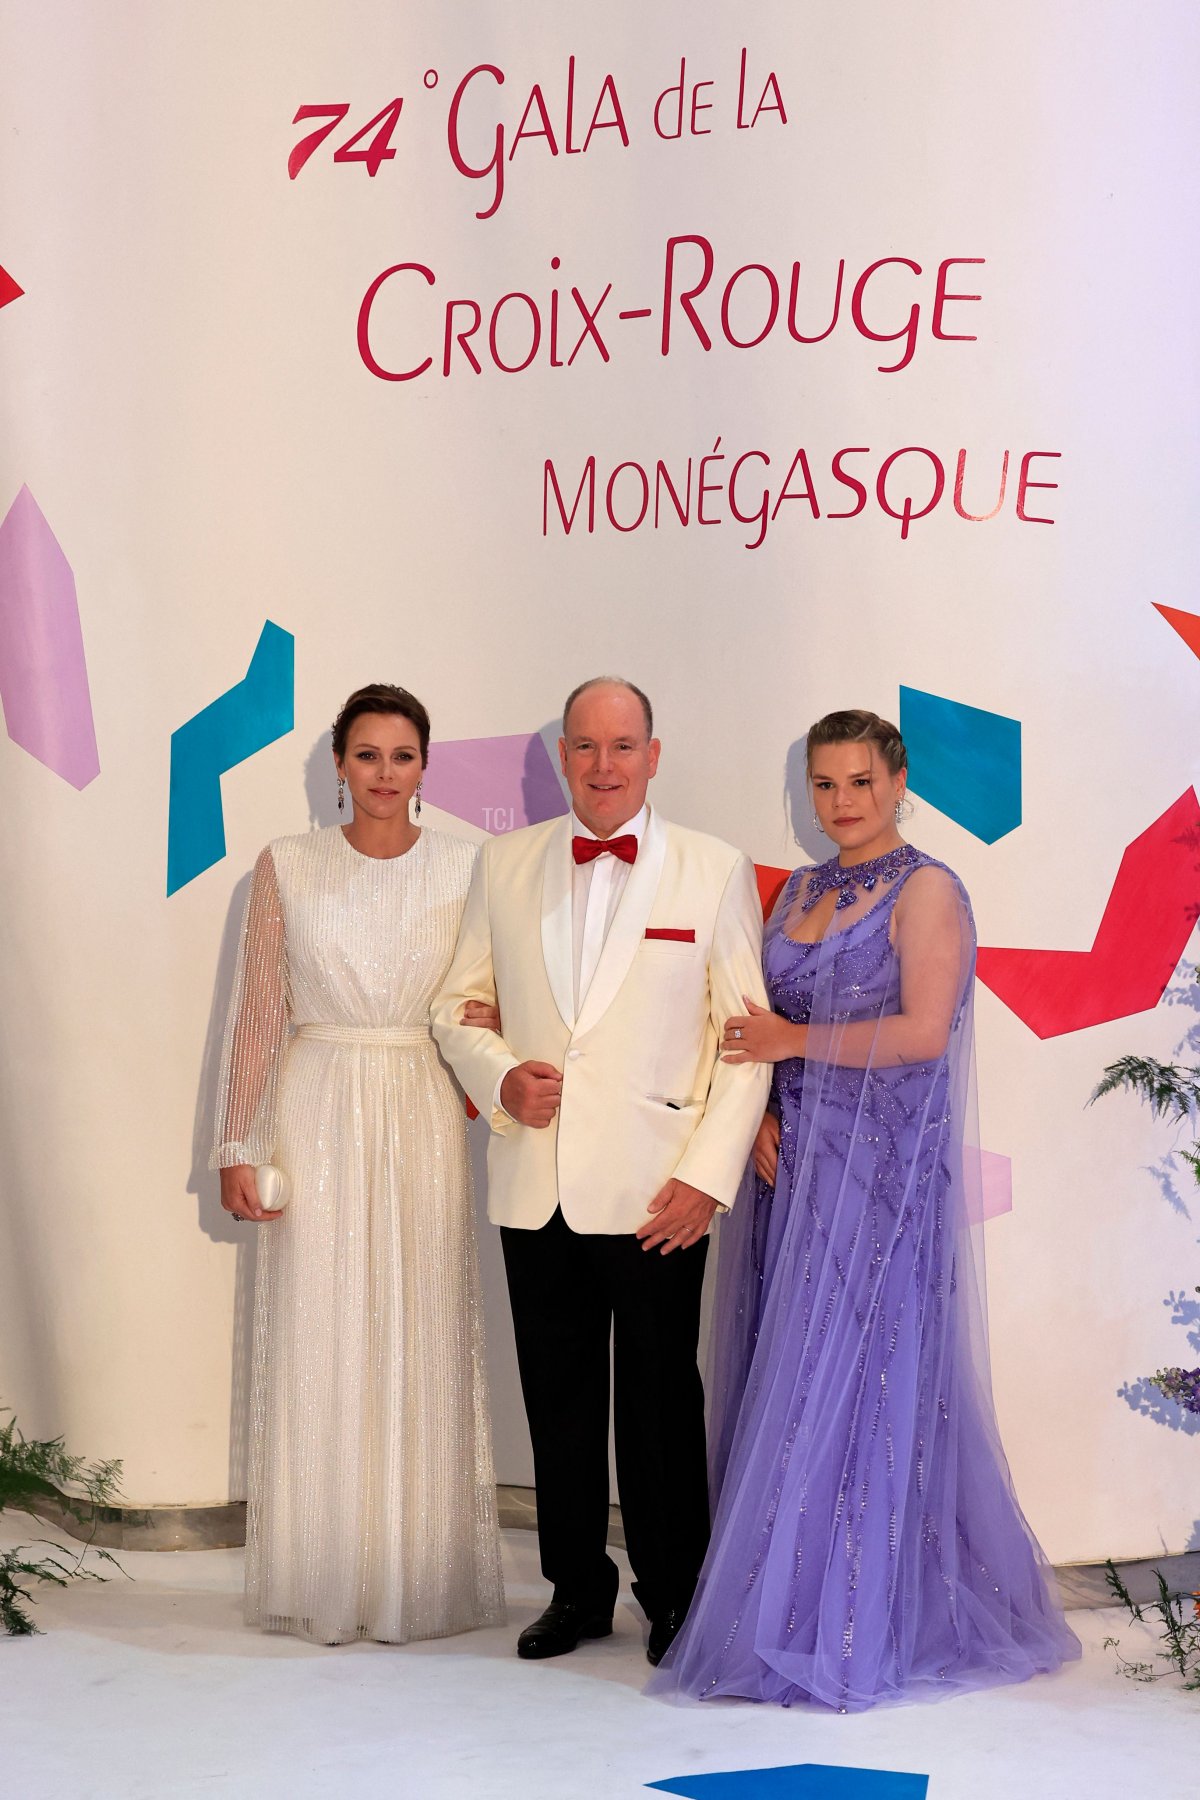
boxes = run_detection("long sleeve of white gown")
[210,846,290,1169]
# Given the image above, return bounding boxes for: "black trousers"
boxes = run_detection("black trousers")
[501,1206,710,1620]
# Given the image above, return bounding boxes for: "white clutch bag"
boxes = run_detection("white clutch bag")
[254,1164,292,1211]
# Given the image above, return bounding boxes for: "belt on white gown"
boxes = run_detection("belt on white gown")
[295,1023,434,1046]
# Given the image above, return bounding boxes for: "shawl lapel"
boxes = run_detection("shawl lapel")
[538,817,576,1030]
[572,807,669,1039]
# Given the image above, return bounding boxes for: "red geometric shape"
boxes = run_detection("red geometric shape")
[976,788,1200,1038]
[755,863,790,919]
[0,264,23,310]
[1154,602,1200,662]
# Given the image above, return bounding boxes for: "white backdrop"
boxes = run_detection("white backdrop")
[1,2,1198,1564]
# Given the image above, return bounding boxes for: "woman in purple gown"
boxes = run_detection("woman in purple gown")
[650,711,1078,1711]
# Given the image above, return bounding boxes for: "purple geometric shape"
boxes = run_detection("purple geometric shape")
[0,485,99,789]
[422,731,568,834]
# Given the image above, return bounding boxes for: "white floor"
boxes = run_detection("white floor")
[2,1516,1191,1800]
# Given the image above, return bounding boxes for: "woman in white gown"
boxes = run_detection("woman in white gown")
[211,684,505,1645]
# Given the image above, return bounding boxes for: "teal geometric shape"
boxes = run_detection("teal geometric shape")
[167,620,294,894]
[648,1766,928,1799]
[900,684,1021,845]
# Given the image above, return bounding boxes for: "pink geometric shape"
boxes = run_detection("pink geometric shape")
[965,1148,1013,1225]
[0,486,99,789]
[977,788,1200,1037]
[422,731,568,834]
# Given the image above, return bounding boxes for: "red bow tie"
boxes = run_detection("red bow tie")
[572,833,638,866]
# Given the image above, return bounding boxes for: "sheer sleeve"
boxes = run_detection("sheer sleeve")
[795,864,972,1069]
[210,846,290,1169]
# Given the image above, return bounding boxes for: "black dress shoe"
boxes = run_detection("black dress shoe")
[517,1599,614,1660]
[646,1607,687,1667]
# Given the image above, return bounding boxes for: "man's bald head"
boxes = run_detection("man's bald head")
[562,676,653,741]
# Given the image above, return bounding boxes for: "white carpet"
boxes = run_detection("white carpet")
[2,1515,1191,1799]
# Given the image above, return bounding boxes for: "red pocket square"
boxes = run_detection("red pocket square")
[645,927,695,942]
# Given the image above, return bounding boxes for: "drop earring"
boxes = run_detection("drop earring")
[414,780,423,818]
[812,815,826,833]
[895,797,905,823]
[337,776,345,813]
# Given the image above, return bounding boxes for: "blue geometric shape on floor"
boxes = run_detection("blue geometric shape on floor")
[899,684,1021,844]
[648,1766,928,1799]
[167,620,294,894]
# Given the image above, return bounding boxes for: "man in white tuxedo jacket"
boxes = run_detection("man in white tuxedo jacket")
[432,679,770,1665]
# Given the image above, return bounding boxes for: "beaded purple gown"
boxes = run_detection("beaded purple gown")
[650,847,1078,1710]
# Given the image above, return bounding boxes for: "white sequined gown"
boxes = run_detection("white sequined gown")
[211,825,505,1644]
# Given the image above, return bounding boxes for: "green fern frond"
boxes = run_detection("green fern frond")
[0,1410,122,1521]
[1103,1559,1200,1686]
[1105,1558,1143,1620]
[1,1406,125,1635]
[1090,1056,1200,1122]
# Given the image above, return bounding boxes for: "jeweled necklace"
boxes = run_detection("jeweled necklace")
[800,842,922,912]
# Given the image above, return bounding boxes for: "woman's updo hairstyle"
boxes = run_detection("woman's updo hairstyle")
[332,684,431,767]
[805,709,907,777]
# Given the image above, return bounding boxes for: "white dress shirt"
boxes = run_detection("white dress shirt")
[493,805,649,1116]
[569,805,648,1014]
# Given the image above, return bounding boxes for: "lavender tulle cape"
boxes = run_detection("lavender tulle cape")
[650,850,1079,1710]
